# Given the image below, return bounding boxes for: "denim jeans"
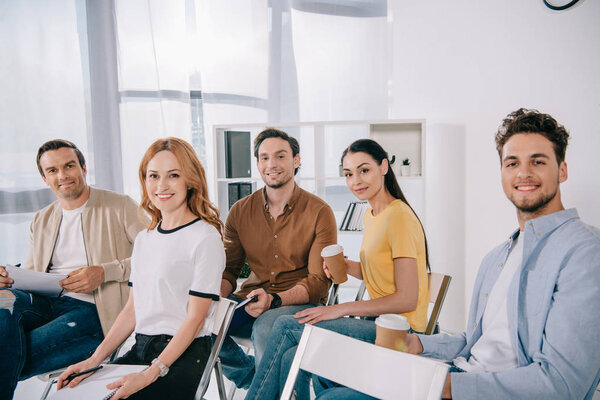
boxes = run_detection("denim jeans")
[245,315,378,400]
[113,333,211,400]
[0,289,103,400]
[217,295,313,389]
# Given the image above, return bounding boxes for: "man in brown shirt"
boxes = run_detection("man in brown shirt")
[218,128,337,389]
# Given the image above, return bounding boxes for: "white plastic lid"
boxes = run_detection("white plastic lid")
[375,314,410,330]
[321,244,343,257]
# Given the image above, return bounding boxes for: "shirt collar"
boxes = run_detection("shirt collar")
[261,183,300,213]
[508,208,579,244]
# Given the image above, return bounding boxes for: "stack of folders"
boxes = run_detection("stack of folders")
[339,201,369,231]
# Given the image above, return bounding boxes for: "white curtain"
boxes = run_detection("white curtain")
[0,0,93,264]
[0,0,390,265]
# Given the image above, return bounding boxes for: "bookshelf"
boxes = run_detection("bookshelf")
[211,120,425,261]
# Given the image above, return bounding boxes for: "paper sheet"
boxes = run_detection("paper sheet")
[49,364,149,400]
[5,265,66,297]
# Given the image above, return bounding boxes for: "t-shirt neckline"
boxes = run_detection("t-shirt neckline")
[158,217,201,234]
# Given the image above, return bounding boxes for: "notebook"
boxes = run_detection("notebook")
[49,364,149,400]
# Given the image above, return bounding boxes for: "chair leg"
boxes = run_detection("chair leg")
[214,359,228,400]
[39,379,54,400]
[226,379,237,400]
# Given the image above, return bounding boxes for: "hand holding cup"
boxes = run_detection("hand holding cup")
[321,244,347,284]
[375,314,410,352]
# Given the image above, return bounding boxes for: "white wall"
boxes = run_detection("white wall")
[389,0,600,331]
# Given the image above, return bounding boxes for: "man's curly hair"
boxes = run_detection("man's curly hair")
[495,108,570,164]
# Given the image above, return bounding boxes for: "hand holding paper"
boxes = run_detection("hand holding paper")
[4,265,66,297]
[60,266,105,293]
[0,266,14,288]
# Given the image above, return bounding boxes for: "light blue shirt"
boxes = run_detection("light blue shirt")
[419,209,600,399]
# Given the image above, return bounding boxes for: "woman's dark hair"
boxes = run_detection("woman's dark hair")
[341,138,430,270]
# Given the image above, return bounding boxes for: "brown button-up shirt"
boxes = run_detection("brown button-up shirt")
[222,184,337,305]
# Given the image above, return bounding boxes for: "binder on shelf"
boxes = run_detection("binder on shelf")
[228,182,255,209]
[225,131,251,178]
[340,201,368,231]
[228,183,240,209]
[339,203,352,230]
[239,182,253,198]
[344,202,356,231]
[349,202,361,230]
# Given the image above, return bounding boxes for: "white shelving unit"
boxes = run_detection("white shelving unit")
[212,119,425,262]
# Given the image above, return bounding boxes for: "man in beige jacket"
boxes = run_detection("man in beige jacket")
[0,139,145,399]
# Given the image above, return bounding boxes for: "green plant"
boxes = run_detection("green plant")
[402,158,410,166]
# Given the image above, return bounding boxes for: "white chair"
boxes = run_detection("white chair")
[281,324,449,400]
[195,297,237,400]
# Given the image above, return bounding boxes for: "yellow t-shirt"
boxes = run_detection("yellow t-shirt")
[360,199,429,332]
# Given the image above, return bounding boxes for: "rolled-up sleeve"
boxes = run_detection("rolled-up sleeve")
[295,205,337,304]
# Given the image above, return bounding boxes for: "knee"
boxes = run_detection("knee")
[254,313,291,342]
[272,315,301,333]
[253,315,298,351]
[0,289,18,315]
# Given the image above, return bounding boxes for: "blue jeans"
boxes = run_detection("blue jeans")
[217,295,313,389]
[245,315,378,400]
[0,289,103,399]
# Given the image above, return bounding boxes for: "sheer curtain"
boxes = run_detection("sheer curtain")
[0,0,390,265]
[0,0,93,264]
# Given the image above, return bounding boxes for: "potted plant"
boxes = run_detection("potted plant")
[400,158,411,176]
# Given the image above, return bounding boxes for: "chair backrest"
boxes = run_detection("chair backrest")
[281,325,449,400]
[425,272,451,335]
[326,283,339,306]
[354,281,367,302]
[195,297,237,399]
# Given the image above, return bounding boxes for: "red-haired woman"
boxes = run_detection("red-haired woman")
[57,137,225,399]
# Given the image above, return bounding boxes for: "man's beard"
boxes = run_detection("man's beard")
[58,183,85,201]
[265,176,292,189]
[511,188,557,214]
[265,173,293,189]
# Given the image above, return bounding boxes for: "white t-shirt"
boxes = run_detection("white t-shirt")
[129,218,225,338]
[454,234,523,373]
[49,202,94,303]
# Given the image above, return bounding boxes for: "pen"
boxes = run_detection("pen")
[58,365,103,384]
[235,294,259,309]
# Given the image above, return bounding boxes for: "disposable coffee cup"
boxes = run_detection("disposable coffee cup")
[321,244,347,284]
[375,314,410,352]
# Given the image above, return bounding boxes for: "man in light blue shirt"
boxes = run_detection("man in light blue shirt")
[405,108,600,399]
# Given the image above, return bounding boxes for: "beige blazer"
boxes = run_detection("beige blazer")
[22,187,147,334]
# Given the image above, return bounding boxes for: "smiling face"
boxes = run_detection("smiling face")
[257,137,300,189]
[145,150,189,218]
[501,133,567,220]
[39,147,88,204]
[342,151,388,202]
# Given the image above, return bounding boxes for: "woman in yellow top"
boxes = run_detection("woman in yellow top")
[245,138,430,400]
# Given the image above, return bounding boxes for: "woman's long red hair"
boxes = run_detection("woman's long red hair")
[138,137,223,237]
